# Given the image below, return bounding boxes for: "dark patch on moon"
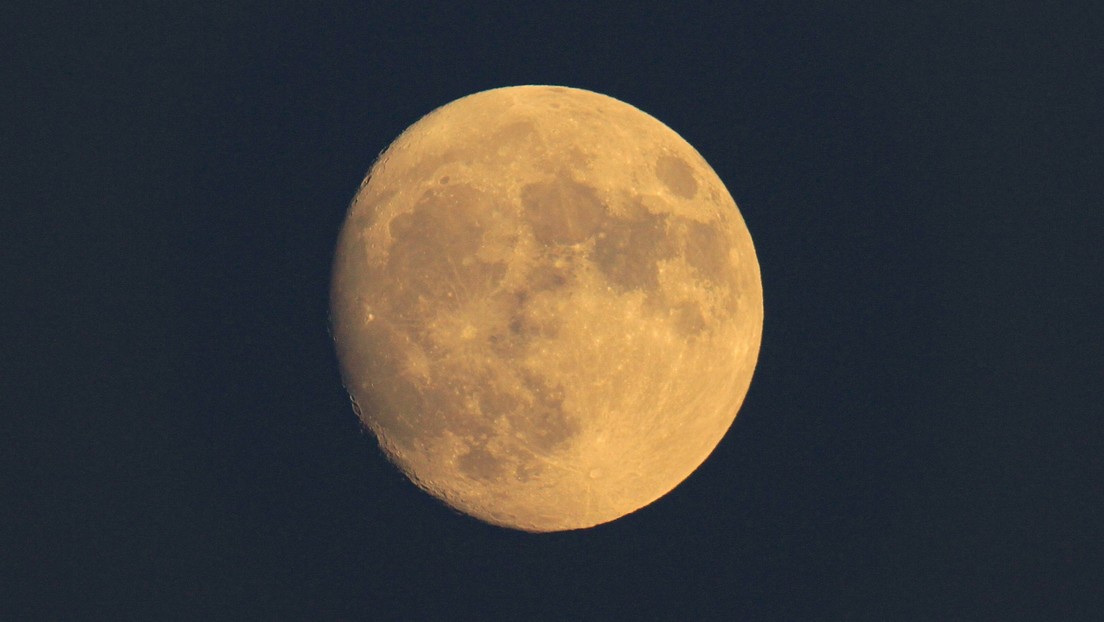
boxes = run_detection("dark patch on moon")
[458,446,504,480]
[515,376,577,453]
[656,155,698,198]
[514,461,540,482]
[510,296,562,341]
[677,218,732,286]
[526,260,572,293]
[593,199,676,291]
[671,301,707,334]
[522,176,606,246]
[483,287,560,358]
[386,184,507,313]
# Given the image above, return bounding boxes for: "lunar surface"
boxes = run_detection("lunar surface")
[331,85,762,532]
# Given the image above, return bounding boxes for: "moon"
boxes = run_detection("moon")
[331,85,762,532]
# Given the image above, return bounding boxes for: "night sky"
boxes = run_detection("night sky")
[9,2,1102,619]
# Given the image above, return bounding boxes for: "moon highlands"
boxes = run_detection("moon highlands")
[331,86,763,531]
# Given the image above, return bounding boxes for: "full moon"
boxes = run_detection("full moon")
[331,85,763,532]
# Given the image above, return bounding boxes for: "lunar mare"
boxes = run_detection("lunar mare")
[331,86,762,532]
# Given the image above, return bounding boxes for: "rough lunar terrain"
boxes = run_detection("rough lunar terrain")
[331,86,762,531]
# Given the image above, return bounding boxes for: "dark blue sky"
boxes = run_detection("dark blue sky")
[8,2,1101,619]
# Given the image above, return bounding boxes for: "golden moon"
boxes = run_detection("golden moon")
[331,85,762,532]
